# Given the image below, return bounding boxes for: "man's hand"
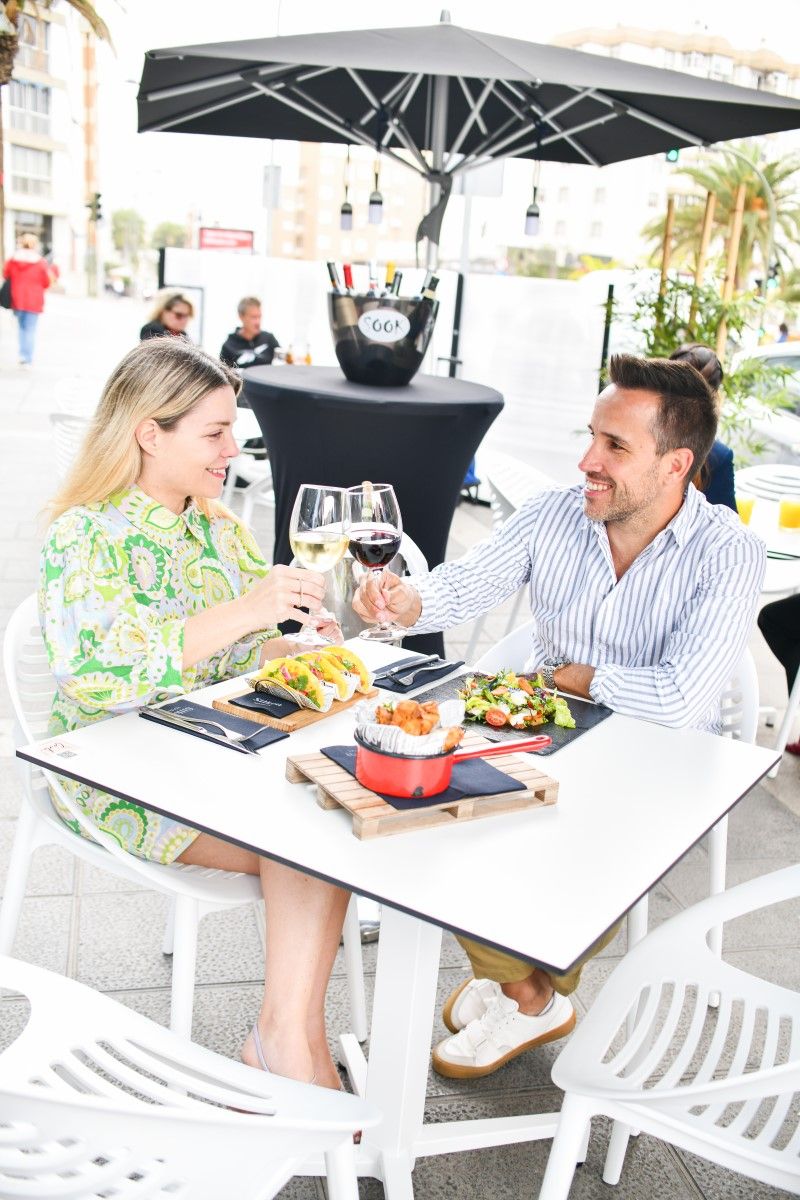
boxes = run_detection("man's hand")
[551,662,595,700]
[353,569,422,628]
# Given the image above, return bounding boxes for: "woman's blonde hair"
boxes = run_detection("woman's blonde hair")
[48,339,241,520]
[147,288,195,324]
[19,232,40,252]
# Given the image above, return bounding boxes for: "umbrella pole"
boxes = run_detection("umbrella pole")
[426,74,449,271]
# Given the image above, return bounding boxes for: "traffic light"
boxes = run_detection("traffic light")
[665,148,680,163]
[86,192,103,222]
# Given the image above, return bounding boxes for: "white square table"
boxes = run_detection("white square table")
[18,642,780,1198]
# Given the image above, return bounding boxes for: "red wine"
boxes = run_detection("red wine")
[349,526,401,568]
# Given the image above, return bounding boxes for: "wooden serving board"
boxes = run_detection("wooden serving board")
[285,733,559,839]
[213,685,377,732]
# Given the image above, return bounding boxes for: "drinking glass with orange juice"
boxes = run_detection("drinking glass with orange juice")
[778,497,800,530]
[736,495,755,526]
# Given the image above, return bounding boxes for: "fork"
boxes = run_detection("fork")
[394,660,454,687]
[142,707,261,755]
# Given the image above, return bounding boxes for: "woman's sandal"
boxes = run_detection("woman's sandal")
[250,1022,317,1084]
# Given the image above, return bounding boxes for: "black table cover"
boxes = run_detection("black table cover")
[242,365,504,656]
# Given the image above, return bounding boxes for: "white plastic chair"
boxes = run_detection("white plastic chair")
[48,411,89,482]
[221,452,275,528]
[464,451,555,663]
[539,864,800,1199]
[474,628,758,971]
[0,954,378,1200]
[2,594,369,1042]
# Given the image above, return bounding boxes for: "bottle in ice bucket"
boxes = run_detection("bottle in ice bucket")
[409,274,439,342]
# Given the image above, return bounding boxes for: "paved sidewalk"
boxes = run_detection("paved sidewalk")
[1,294,798,1198]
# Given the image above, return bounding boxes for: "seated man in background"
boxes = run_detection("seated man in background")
[220,296,280,368]
[354,353,766,1081]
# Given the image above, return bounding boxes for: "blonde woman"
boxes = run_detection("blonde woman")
[40,338,348,1088]
[140,290,194,341]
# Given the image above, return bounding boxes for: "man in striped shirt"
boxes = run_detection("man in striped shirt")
[354,353,765,1080]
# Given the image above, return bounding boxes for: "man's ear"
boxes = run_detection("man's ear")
[667,447,695,485]
[135,417,160,456]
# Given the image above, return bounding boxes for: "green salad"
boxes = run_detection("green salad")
[459,670,576,731]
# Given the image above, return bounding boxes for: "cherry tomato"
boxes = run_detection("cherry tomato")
[484,707,508,728]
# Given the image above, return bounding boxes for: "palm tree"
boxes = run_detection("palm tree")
[0,0,111,261]
[642,143,800,289]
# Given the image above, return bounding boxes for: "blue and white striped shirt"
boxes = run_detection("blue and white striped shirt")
[411,484,766,732]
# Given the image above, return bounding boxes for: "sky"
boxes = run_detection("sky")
[97,0,800,229]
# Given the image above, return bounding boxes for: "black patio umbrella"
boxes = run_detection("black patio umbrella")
[138,17,800,246]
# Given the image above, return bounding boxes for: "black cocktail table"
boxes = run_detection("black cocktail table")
[242,365,504,654]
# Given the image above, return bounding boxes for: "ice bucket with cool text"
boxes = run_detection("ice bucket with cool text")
[328,292,439,387]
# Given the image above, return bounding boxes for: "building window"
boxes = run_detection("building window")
[648,192,659,208]
[16,15,49,72]
[594,187,606,204]
[10,145,52,197]
[8,80,51,136]
[590,221,603,238]
[558,187,569,203]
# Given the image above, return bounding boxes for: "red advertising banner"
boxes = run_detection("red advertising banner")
[198,227,254,251]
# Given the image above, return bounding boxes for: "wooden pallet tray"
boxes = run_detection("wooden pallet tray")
[285,733,559,839]
[213,685,377,732]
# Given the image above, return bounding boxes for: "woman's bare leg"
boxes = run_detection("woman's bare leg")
[177,833,349,1086]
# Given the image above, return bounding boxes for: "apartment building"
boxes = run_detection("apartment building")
[3,5,95,288]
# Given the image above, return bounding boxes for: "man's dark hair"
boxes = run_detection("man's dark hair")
[608,353,717,474]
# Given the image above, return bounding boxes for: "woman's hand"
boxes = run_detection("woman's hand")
[241,564,327,631]
[353,570,421,628]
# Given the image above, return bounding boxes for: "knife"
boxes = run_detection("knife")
[139,707,259,755]
[373,653,441,682]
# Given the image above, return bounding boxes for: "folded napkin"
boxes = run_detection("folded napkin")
[320,744,525,811]
[140,699,289,752]
[375,656,465,695]
[229,690,300,718]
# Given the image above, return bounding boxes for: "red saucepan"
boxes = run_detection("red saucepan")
[353,731,553,799]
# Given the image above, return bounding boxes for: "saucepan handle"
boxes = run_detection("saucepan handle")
[453,734,552,763]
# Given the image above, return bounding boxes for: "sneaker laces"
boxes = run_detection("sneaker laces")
[460,996,519,1052]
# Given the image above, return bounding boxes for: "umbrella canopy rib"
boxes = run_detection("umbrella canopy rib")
[458,77,489,136]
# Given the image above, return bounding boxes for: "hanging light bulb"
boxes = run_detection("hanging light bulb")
[340,146,353,230]
[525,186,540,236]
[368,160,383,225]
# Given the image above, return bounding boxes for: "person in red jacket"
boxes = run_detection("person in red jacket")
[2,233,52,365]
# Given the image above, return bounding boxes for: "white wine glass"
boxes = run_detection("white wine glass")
[285,484,348,646]
[347,482,405,642]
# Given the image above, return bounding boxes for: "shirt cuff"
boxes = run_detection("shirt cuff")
[589,663,624,708]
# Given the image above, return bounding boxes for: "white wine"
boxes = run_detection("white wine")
[290,529,349,572]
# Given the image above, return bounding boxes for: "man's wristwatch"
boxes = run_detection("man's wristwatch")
[539,657,572,690]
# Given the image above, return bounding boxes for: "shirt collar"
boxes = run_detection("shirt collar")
[108,484,207,547]
[578,481,698,552]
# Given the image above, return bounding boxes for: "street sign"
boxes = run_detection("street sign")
[198,227,254,251]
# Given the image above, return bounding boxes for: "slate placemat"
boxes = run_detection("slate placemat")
[320,744,526,811]
[413,672,613,755]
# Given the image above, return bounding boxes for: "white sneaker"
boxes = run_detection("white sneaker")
[432,992,576,1079]
[442,977,503,1033]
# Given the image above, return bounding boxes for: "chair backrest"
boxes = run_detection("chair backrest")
[720,647,759,744]
[398,531,428,576]
[473,618,536,675]
[3,595,159,866]
[0,954,377,1200]
[480,449,557,532]
[49,411,89,481]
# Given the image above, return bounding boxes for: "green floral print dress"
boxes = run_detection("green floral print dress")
[39,485,277,864]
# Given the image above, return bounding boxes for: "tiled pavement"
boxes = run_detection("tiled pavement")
[1,294,799,1198]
